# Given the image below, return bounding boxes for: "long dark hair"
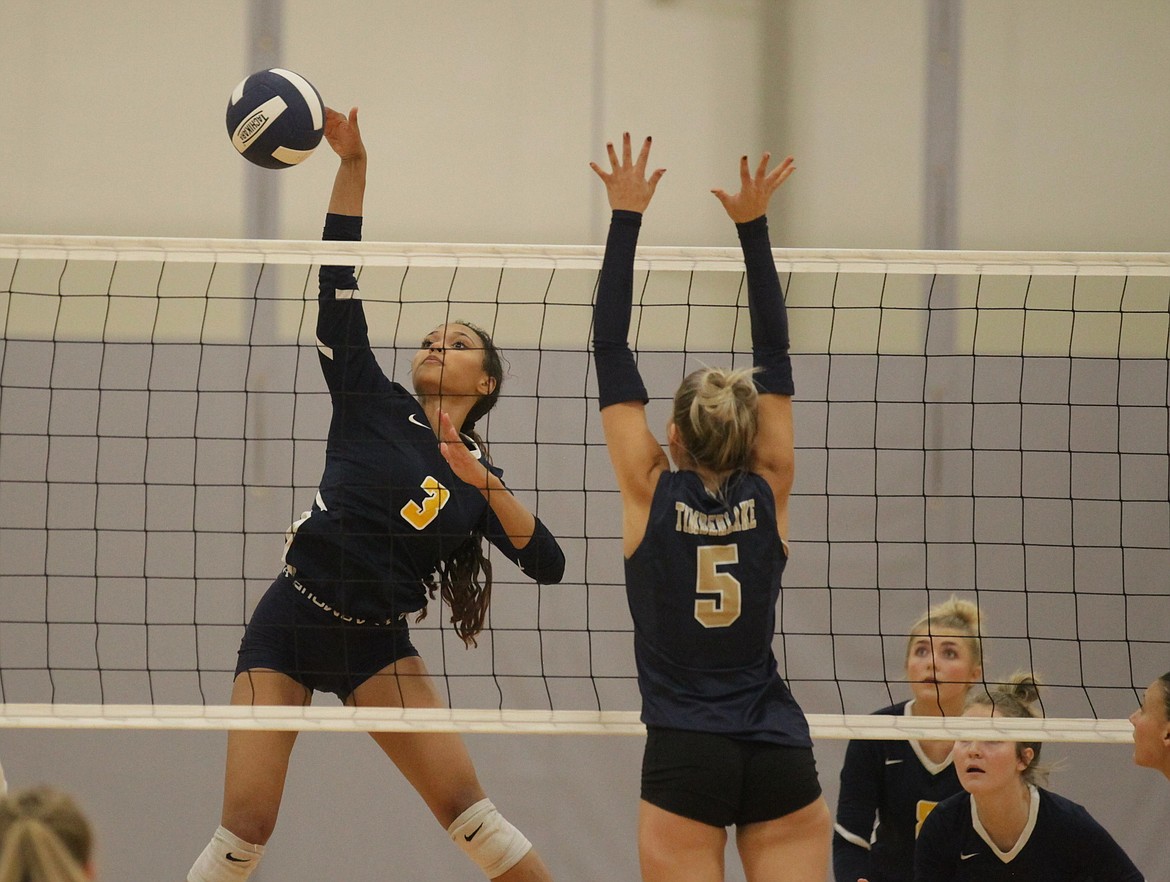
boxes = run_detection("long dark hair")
[418,320,504,647]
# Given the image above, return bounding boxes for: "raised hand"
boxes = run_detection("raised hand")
[438,409,489,490]
[324,106,365,162]
[711,153,794,224]
[590,132,666,214]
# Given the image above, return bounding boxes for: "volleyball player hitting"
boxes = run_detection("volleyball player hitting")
[185,107,565,882]
[590,133,831,882]
[834,598,985,882]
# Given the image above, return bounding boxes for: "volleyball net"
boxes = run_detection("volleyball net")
[0,234,1167,741]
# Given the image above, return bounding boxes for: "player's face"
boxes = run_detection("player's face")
[905,629,982,712]
[1129,681,1170,769]
[411,324,495,401]
[953,704,1033,796]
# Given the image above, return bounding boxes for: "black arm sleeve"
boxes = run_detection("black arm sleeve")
[320,212,362,293]
[315,213,390,397]
[483,510,566,585]
[736,215,794,396]
[592,210,649,410]
[833,738,878,882]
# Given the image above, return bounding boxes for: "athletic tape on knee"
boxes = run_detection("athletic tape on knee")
[187,825,265,882]
[447,798,532,878]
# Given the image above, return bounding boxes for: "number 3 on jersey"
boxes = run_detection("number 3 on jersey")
[694,544,741,628]
[400,476,450,530]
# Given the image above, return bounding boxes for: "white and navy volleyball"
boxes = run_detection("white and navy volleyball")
[226,68,324,169]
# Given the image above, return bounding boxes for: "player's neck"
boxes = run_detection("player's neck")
[972,781,1032,851]
[419,395,474,436]
[909,693,967,718]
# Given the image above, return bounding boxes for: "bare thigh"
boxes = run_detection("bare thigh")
[347,655,485,827]
[220,669,312,845]
[638,799,727,882]
[735,797,831,882]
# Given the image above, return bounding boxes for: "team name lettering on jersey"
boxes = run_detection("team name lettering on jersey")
[674,499,757,536]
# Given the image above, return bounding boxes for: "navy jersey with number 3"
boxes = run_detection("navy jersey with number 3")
[625,469,811,747]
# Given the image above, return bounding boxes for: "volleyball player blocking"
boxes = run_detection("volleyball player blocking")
[590,134,832,882]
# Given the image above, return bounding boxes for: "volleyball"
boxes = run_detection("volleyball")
[226,68,325,169]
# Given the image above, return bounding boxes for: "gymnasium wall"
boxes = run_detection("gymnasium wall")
[1,3,1167,881]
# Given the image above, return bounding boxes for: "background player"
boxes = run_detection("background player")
[0,785,95,882]
[185,106,565,882]
[590,133,831,882]
[834,597,985,881]
[915,674,1143,880]
[1130,672,1170,781]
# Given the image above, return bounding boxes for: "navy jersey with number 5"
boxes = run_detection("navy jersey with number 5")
[624,469,811,747]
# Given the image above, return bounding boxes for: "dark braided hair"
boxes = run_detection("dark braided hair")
[416,321,504,647]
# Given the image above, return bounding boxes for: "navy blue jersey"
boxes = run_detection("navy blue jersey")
[833,700,963,882]
[282,214,564,622]
[624,469,811,747]
[915,787,1143,881]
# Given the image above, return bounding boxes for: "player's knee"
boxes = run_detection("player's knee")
[219,806,277,847]
[187,825,265,882]
[447,798,532,879]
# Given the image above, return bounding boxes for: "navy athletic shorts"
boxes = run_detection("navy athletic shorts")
[641,726,822,828]
[235,570,420,701]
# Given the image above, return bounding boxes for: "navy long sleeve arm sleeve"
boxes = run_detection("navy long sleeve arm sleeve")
[592,210,649,409]
[483,511,566,584]
[737,215,794,396]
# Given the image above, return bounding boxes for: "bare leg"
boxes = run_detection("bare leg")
[638,800,727,882]
[218,669,311,845]
[735,797,831,882]
[349,656,553,881]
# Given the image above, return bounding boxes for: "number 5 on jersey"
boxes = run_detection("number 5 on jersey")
[401,476,450,530]
[694,544,741,628]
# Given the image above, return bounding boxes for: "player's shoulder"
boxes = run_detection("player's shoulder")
[925,788,970,825]
[916,791,971,854]
[871,700,909,717]
[1035,787,1100,829]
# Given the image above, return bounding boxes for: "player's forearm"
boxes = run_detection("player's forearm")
[479,472,537,547]
[593,210,649,409]
[737,215,794,396]
[328,155,367,216]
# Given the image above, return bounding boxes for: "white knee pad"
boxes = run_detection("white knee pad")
[188,825,265,882]
[447,798,532,878]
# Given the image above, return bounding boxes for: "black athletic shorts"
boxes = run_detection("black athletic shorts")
[235,570,420,701]
[641,726,822,828]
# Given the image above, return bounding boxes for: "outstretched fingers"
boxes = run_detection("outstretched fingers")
[712,151,796,223]
[765,154,796,191]
[591,132,665,213]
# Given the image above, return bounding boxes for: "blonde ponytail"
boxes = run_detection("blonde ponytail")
[672,367,759,473]
[0,787,92,882]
